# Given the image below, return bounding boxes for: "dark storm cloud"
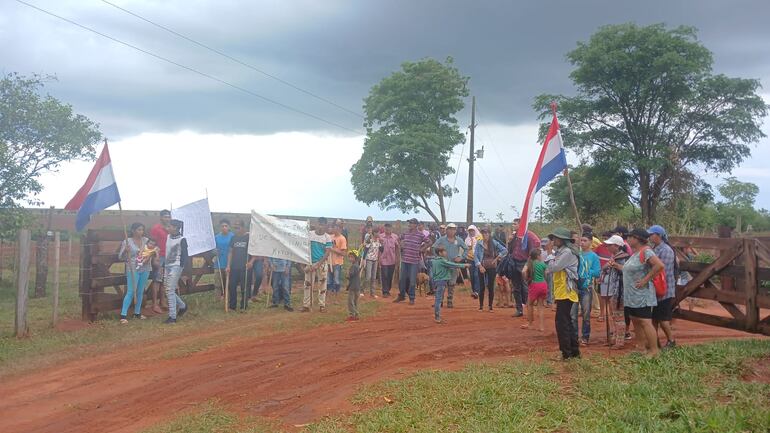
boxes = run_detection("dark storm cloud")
[3,0,770,137]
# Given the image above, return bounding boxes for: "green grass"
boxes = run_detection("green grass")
[0,271,380,376]
[142,340,770,433]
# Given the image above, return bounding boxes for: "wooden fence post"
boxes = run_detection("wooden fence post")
[15,229,32,338]
[718,226,735,292]
[744,239,759,331]
[52,232,61,327]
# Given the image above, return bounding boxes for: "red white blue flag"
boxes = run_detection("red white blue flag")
[64,143,121,232]
[517,108,568,244]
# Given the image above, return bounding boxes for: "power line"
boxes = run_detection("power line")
[15,0,361,134]
[476,161,510,211]
[98,0,364,119]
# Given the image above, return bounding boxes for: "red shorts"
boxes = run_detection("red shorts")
[529,281,547,301]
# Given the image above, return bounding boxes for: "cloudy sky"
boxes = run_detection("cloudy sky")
[3,0,770,221]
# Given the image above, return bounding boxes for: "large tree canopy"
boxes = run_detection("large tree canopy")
[536,23,767,225]
[351,58,469,223]
[1,73,101,232]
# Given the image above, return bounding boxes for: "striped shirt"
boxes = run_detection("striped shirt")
[400,230,427,264]
[653,242,677,300]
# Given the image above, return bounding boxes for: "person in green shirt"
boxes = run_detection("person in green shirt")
[522,248,548,331]
[431,246,470,324]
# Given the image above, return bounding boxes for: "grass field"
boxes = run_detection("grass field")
[142,339,770,433]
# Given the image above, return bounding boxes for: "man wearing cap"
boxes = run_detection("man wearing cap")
[648,225,677,349]
[547,227,580,360]
[506,218,541,317]
[432,223,468,308]
[465,225,482,298]
[395,218,429,304]
[378,223,399,297]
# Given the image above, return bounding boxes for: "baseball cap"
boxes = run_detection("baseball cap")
[647,225,667,238]
[603,235,625,247]
[446,223,457,229]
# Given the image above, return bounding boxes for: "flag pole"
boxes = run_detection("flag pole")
[551,102,582,233]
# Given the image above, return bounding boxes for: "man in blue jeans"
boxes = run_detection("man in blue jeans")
[572,233,601,344]
[394,218,428,305]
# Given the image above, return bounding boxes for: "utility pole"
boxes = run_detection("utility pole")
[466,96,476,225]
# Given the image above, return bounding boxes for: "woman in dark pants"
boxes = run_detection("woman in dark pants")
[474,229,508,312]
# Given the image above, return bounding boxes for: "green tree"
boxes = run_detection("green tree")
[715,177,766,232]
[351,58,469,223]
[535,23,767,225]
[1,73,101,231]
[718,176,759,208]
[543,162,632,224]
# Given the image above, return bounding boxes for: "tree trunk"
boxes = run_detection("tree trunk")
[639,170,653,226]
[435,180,447,223]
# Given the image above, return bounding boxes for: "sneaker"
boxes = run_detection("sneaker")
[580,339,589,346]
[300,307,311,312]
[624,332,633,341]
[393,297,405,303]
[409,300,415,305]
[163,317,176,324]
[478,307,483,311]
[512,311,523,318]
[488,307,494,312]
[319,306,327,313]
[177,306,188,318]
[471,292,479,299]
[284,305,294,312]
[269,304,279,308]
[434,318,443,324]
[119,317,128,324]
[134,314,146,320]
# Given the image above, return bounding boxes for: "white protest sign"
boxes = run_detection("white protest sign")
[171,198,216,256]
[247,211,311,265]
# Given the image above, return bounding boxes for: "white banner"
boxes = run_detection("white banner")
[171,198,216,256]
[248,210,311,265]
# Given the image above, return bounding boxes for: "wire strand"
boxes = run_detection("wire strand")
[98,0,364,119]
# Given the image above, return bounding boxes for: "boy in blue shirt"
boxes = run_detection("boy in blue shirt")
[214,219,233,298]
[574,233,601,344]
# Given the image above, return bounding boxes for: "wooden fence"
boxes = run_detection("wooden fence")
[79,229,215,321]
[670,236,770,335]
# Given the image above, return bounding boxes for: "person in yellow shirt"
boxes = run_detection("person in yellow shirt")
[547,227,580,360]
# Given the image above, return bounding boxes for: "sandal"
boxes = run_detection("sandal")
[119,318,128,324]
[520,323,531,329]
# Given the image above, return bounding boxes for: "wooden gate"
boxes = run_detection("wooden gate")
[79,229,216,321]
[670,236,770,335]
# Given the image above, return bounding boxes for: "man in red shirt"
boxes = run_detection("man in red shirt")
[149,210,171,314]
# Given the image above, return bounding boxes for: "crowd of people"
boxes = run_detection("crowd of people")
[115,211,681,358]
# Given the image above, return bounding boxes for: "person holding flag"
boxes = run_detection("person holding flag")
[506,218,540,317]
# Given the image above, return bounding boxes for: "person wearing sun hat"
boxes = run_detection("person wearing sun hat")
[647,224,677,349]
[547,227,581,360]
[622,228,665,356]
[600,234,631,348]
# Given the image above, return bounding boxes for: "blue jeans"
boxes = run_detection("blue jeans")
[121,270,149,317]
[469,263,480,294]
[250,260,264,297]
[327,264,342,293]
[571,288,593,341]
[271,270,291,306]
[434,280,448,320]
[398,262,419,301]
[164,264,186,319]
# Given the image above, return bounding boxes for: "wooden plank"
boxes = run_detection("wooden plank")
[679,261,770,281]
[52,232,61,327]
[669,236,741,250]
[80,234,94,321]
[89,230,128,242]
[673,309,747,332]
[675,242,744,305]
[182,283,215,296]
[744,239,759,331]
[14,229,32,338]
[719,302,746,321]
[91,253,119,265]
[90,267,213,289]
[680,281,770,309]
[756,240,770,268]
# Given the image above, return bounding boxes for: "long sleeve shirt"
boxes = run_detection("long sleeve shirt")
[548,245,578,302]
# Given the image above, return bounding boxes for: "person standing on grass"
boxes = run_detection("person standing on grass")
[465,225,482,299]
[431,246,470,324]
[599,235,630,348]
[149,209,172,314]
[163,219,189,324]
[303,217,332,313]
[474,228,507,312]
[336,218,349,241]
[506,218,541,317]
[574,233,601,345]
[328,223,348,303]
[648,225,677,349]
[395,218,428,305]
[346,250,362,322]
[269,257,294,311]
[379,223,399,298]
[117,222,150,324]
[363,228,382,298]
[214,219,233,299]
[621,228,665,357]
[225,220,252,311]
[521,248,547,331]
[547,227,580,360]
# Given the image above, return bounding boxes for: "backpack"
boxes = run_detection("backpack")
[577,253,593,291]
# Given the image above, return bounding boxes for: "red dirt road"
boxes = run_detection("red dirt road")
[0,294,760,433]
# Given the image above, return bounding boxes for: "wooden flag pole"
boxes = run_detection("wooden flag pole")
[550,102,582,233]
[117,201,138,310]
[224,271,230,312]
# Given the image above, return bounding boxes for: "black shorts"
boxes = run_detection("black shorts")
[652,297,674,322]
[625,306,653,319]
